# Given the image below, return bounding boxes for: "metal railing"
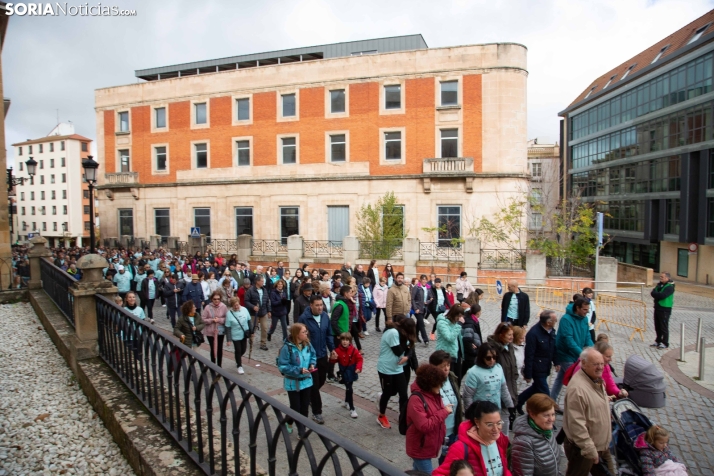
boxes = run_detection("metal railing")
[302,240,344,258]
[94,295,405,476]
[422,157,474,173]
[479,249,525,270]
[419,242,463,262]
[206,239,239,253]
[545,256,594,277]
[176,241,189,255]
[251,239,288,257]
[104,172,139,184]
[40,258,75,327]
[358,241,403,260]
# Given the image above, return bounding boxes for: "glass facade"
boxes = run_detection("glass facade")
[572,155,681,197]
[598,200,645,232]
[602,241,659,270]
[571,52,713,140]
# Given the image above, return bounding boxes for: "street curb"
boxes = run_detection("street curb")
[660,344,714,401]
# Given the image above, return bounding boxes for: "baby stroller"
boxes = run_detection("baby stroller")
[611,399,654,475]
[621,355,667,408]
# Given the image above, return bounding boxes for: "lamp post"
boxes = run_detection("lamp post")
[6,158,37,242]
[82,156,99,254]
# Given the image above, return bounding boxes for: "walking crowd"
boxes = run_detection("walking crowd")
[25,243,687,476]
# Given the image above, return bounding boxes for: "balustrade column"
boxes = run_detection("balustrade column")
[403,237,419,278]
[287,235,303,270]
[343,236,359,266]
[237,234,252,262]
[28,236,52,290]
[464,237,480,280]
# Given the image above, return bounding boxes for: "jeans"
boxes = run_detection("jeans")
[167,307,178,328]
[414,310,428,343]
[362,305,373,332]
[550,362,574,402]
[310,357,329,416]
[438,433,458,465]
[518,375,550,409]
[268,313,288,341]
[412,458,433,473]
[143,298,155,319]
[375,308,384,329]
[344,381,354,410]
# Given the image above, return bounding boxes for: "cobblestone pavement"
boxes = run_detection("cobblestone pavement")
[146,288,713,473]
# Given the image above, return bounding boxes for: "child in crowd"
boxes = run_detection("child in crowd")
[373,277,388,333]
[449,460,475,476]
[635,425,687,476]
[582,287,597,343]
[333,332,363,418]
[444,284,455,308]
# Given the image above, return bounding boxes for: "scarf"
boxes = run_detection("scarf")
[528,417,553,439]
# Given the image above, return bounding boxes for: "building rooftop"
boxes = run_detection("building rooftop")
[135,34,429,81]
[12,134,92,147]
[563,9,714,113]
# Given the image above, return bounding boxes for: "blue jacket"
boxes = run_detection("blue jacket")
[183,282,204,311]
[555,303,593,364]
[277,341,316,391]
[269,288,289,318]
[523,323,558,379]
[298,307,335,360]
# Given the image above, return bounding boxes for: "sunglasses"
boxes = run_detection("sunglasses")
[484,355,496,361]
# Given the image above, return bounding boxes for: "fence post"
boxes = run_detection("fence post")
[679,322,686,362]
[699,337,706,381]
[27,236,52,290]
[236,234,252,262]
[464,237,480,281]
[69,254,117,361]
[696,318,703,353]
[287,235,303,271]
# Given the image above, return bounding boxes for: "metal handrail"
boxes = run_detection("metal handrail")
[40,258,75,327]
[94,294,405,476]
[302,240,344,258]
[419,242,463,262]
[251,239,288,257]
[479,249,525,270]
[206,239,240,254]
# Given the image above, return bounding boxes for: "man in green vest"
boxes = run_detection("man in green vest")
[650,271,675,349]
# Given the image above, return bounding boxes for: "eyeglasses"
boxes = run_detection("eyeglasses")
[484,355,496,361]
[483,421,504,429]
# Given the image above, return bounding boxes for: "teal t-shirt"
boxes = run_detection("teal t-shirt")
[507,293,519,319]
[377,328,403,375]
[441,378,458,436]
[481,441,504,476]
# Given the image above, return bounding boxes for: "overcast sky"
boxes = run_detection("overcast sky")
[4,0,714,167]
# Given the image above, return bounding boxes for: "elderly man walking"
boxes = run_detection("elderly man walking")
[501,280,531,327]
[563,348,616,476]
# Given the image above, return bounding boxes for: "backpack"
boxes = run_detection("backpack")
[398,391,427,435]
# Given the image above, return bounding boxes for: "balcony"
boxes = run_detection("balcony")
[104,172,138,185]
[423,157,473,174]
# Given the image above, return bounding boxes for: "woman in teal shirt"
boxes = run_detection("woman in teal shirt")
[224,297,251,375]
[461,342,513,412]
[435,306,465,377]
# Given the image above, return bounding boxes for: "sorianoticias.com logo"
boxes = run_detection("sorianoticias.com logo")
[5,3,137,16]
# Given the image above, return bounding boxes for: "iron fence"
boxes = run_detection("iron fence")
[358,241,403,260]
[546,256,594,277]
[40,258,75,327]
[176,241,189,255]
[94,294,405,476]
[419,242,463,262]
[251,239,288,257]
[302,240,344,259]
[479,249,526,270]
[206,239,240,254]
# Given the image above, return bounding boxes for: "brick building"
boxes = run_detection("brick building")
[559,10,714,284]
[95,35,529,248]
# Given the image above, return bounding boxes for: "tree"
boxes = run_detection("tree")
[467,196,528,252]
[355,192,407,259]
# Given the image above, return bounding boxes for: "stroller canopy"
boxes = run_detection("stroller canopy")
[623,354,666,393]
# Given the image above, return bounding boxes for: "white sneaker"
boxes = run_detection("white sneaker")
[350,409,358,418]
[363,331,370,336]
[424,319,430,324]
[162,304,166,307]
[342,402,350,410]
[237,366,244,375]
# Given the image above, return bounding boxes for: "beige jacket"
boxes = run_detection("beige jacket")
[386,283,411,320]
[563,368,611,460]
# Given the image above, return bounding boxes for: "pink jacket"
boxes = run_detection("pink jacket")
[571,360,620,396]
[201,302,227,337]
[373,284,388,309]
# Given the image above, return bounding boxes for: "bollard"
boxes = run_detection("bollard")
[697,318,703,353]
[699,337,707,381]
[679,322,686,362]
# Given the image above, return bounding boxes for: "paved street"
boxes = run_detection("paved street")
[146,287,714,474]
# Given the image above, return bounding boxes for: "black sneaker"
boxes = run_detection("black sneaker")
[267,333,272,342]
[375,327,382,333]
[650,342,660,347]
[260,345,268,351]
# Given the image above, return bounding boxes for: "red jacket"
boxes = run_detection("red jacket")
[433,421,511,476]
[445,291,456,307]
[333,344,363,371]
[237,286,247,306]
[406,381,450,459]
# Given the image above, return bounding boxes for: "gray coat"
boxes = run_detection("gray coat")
[510,415,566,476]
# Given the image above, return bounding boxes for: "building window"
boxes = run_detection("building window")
[62,190,67,199]
[437,206,461,247]
[18,146,22,156]
[282,94,296,117]
[41,206,46,216]
[51,191,55,199]
[280,207,299,244]
[235,98,250,121]
[330,134,346,162]
[195,143,208,168]
[585,86,597,99]
[53,222,57,232]
[28,145,32,154]
[84,205,90,215]
[235,140,250,166]
[330,89,345,113]
[155,107,166,128]
[677,248,689,277]
[84,221,91,231]
[118,209,133,236]
[20,192,24,201]
[155,209,170,237]
[531,188,543,204]
[195,103,207,125]
[50,159,54,168]
[688,23,711,45]
[39,160,44,169]
[61,157,65,167]
[52,206,57,215]
[385,85,401,109]
[708,198,714,238]
[60,141,65,151]
[155,146,167,171]
[42,222,47,231]
[620,64,636,81]
[385,131,402,160]
[652,45,670,64]
[529,212,543,229]
[18,162,23,171]
[49,143,54,152]
[30,192,35,200]
[118,111,129,132]
[281,137,297,164]
[40,175,44,185]
[21,207,25,215]
[50,174,55,184]
[441,129,458,158]
[665,199,680,235]
[32,222,36,231]
[440,81,458,106]
[194,208,211,237]
[61,174,66,183]
[235,207,253,236]
[119,149,130,172]
[41,191,45,200]
[603,75,616,89]
[39,144,43,153]
[63,205,67,215]
[531,162,542,177]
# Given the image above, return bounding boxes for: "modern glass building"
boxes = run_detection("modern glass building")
[560,10,714,284]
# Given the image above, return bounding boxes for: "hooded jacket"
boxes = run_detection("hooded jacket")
[634,432,682,476]
[510,415,566,476]
[276,340,316,392]
[433,421,511,476]
[555,303,593,364]
[405,380,450,460]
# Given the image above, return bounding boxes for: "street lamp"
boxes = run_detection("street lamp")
[7,158,37,242]
[82,156,99,253]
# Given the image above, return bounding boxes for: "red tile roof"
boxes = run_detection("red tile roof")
[12,134,93,146]
[567,9,714,109]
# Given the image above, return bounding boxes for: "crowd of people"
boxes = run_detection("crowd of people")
[20,243,686,476]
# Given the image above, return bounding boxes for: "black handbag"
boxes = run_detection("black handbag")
[193,330,205,345]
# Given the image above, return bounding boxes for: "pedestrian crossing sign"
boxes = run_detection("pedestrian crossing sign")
[190,227,201,238]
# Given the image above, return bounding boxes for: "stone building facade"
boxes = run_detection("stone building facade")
[94,36,529,248]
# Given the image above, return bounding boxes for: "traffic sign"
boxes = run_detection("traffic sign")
[27,233,36,239]
[190,227,201,238]
[496,280,503,296]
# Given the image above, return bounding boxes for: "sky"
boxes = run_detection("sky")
[3,0,714,167]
